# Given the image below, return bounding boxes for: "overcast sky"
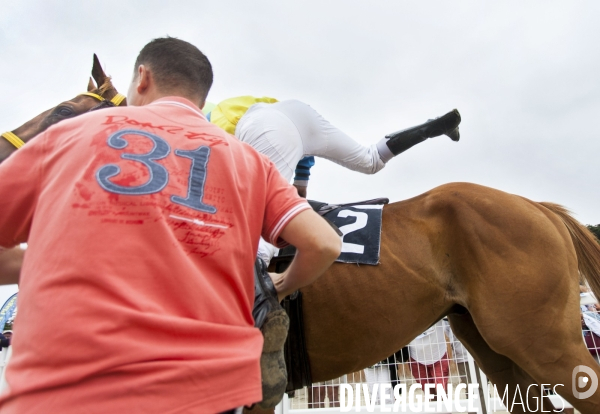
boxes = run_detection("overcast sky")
[1,1,599,304]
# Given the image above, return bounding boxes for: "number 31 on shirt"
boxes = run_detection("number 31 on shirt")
[95,129,217,214]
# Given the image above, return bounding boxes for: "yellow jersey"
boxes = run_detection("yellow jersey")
[210,96,278,134]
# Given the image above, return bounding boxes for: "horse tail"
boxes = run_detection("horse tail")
[540,202,600,299]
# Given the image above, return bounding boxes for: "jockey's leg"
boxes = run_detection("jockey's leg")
[237,101,461,182]
[274,100,387,175]
[259,100,461,176]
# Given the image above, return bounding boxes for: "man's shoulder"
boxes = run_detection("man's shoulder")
[49,104,226,143]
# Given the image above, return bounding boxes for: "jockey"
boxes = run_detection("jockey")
[207,96,461,264]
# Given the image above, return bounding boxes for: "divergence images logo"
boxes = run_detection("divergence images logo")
[572,365,598,400]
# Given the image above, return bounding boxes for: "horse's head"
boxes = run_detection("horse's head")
[0,54,127,163]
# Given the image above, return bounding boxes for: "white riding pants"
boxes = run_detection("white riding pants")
[236,100,385,182]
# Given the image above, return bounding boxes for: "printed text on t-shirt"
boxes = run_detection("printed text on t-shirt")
[103,115,228,147]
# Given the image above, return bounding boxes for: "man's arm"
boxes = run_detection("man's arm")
[0,247,24,285]
[270,209,341,301]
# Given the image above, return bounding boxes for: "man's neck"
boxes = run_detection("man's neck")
[155,87,202,108]
[132,87,202,109]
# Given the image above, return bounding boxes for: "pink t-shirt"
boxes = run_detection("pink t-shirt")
[0,97,310,413]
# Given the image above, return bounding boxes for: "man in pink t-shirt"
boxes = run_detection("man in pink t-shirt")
[0,37,341,413]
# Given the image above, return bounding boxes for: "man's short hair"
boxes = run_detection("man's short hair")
[134,37,213,102]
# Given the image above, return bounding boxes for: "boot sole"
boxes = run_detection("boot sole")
[258,347,288,409]
[257,309,289,409]
[260,309,289,353]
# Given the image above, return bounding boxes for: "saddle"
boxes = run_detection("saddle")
[308,197,389,216]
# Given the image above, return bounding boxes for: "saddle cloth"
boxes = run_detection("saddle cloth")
[276,198,388,265]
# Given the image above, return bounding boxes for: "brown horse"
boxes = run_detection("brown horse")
[0,54,126,164]
[284,182,600,413]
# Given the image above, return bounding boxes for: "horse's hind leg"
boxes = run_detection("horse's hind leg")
[465,282,600,413]
[448,312,553,414]
[507,323,600,414]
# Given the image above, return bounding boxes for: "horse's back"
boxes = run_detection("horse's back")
[393,182,571,239]
[390,182,577,274]
[399,182,581,347]
[402,182,579,288]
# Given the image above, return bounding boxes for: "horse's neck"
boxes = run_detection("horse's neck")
[0,139,17,164]
[1,121,44,163]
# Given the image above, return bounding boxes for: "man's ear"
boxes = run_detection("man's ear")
[136,65,151,94]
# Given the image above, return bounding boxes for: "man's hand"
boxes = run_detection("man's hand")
[268,272,286,302]
[271,209,341,300]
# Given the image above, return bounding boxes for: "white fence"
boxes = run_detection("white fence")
[275,359,573,413]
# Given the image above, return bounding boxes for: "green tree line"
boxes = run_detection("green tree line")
[588,224,600,242]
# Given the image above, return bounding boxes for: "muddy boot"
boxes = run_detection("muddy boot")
[377,109,461,160]
[252,258,289,409]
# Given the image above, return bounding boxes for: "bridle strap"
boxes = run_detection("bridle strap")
[81,92,126,106]
[110,93,126,106]
[80,92,105,101]
[1,131,25,149]
[2,92,126,150]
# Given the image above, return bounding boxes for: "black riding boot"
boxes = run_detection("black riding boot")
[377,109,461,159]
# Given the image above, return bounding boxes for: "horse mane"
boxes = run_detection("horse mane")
[98,77,114,95]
